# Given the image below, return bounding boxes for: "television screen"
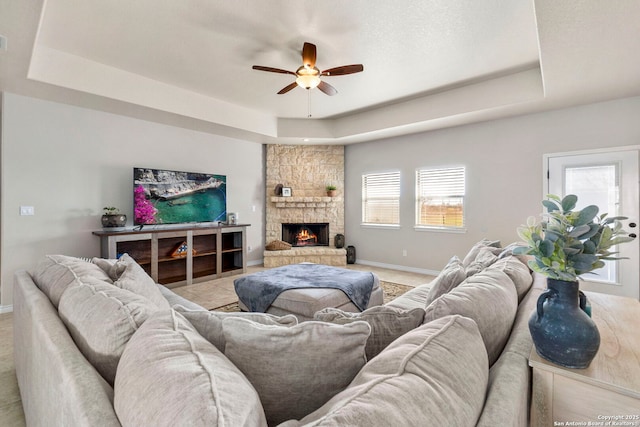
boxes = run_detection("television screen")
[133,167,227,225]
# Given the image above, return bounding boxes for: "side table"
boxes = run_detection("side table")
[529,291,640,426]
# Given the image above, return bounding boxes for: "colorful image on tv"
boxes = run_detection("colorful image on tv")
[133,167,227,225]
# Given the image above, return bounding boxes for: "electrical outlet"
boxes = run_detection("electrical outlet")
[20,206,35,216]
[247,245,252,252]
[402,249,407,257]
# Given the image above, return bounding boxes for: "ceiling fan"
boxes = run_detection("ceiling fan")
[252,42,364,96]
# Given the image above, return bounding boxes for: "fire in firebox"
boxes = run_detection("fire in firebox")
[295,227,318,246]
[282,223,329,247]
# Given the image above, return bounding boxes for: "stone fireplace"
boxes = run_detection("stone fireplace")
[264,145,346,267]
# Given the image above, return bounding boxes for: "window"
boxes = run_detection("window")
[362,171,400,225]
[416,166,465,229]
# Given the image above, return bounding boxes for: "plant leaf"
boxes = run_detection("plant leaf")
[539,239,554,257]
[568,224,591,238]
[602,215,628,225]
[583,240,597,254]
[561,194,578,212]
[563,247,581,255]
[578,224,600,240]
[575,205,599,226]
[545,230,561,242]
[512,246,531,255]
[542,200,559,212]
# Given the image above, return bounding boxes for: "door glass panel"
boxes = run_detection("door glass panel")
[564,164,618,283]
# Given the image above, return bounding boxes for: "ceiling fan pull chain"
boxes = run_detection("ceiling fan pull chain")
[308,90,312,118]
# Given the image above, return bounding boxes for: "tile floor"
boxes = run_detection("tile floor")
[0,264,434,426]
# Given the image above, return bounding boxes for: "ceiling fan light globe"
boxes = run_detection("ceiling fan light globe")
[296,75,321,89]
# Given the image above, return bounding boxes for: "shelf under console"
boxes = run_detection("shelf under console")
[93,224,250,286]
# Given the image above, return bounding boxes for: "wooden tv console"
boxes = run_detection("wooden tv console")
[93,224,249,287]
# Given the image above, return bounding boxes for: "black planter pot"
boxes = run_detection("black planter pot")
[101,214,127,228]
[529,278,600,369]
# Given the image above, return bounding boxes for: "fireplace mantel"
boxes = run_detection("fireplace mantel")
[270,196,341,208]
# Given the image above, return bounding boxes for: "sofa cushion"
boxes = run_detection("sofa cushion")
[461,239,502,267]
[476,351,530,427]
[486,255,533,302]
[109,254,170,309]
[159,285,204,310]
[384,284,432,311]
[424,256,467,305]
[58,277,156,385]
[222,317,370,426]
[500,286,542,358]
[465,247,499,277]
[281,315,488,427]
[314,305,424,360]
[32,254,113,307]
[423,269,518,366]
[114,309,267,427]
[174,304,297,352]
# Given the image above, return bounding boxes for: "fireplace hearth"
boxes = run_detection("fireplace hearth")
[282,223,329,247]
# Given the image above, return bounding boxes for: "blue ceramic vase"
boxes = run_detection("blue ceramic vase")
[529,279,600,369]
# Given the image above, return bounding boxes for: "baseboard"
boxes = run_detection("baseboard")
[355,260,439,277]
[0,305,13,314]
[247,259,264,267]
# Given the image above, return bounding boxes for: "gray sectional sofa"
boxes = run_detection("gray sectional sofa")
[13,241,541,426]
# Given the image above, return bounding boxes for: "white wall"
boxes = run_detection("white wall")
[1,93,265,307]
[345,96,640,273]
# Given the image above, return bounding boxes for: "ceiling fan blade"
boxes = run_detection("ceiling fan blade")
[252,65,296,75]
[302,42,317,68]
[317,81,337,96]
[277,82,299,94]
[320,64,364,76]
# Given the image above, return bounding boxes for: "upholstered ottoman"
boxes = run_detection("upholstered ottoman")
[235,264,384,321]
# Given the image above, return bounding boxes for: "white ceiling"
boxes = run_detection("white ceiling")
[1,1,640,144]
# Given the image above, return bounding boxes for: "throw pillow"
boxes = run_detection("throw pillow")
[280,315,488,427]
[423,269,517,366]
[222,317,371,426]
[58,277,157,385]
[111,254,170,309]
[174,305,298,352]
[91,257,119,280]
[314,305,424,360]
[465,247,499,277]
[461,239,502,267]
[114,309,267,427]
[32,254,113,307]
[424,256,467,305]
[486,256,533,302]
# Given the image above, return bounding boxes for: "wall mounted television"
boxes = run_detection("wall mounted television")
[133,167,227,226]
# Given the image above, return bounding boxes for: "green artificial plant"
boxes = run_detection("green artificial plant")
[514,194,634,281]
[103,207,120,215]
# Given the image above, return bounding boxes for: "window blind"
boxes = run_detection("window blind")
[362,171,400,225]
[416,167,465,227]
